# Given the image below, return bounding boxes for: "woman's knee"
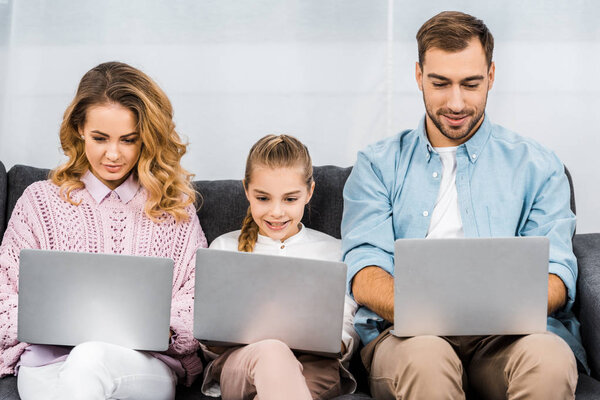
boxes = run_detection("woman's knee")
[63,341,110,370]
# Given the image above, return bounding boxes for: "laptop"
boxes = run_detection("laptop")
[392,237,549,337]
[193,248,347,356]
[18,249,174,351]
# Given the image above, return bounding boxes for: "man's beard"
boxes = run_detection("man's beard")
[423,91,488,143]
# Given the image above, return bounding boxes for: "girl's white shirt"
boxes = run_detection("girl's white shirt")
[209,224,359,362]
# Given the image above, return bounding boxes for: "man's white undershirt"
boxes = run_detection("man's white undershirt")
[426,146,464,239]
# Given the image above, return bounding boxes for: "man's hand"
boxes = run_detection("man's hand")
[547,273,567,315]
[352,266,395,323]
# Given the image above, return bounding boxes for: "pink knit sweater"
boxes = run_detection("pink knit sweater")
[0,180,207,385]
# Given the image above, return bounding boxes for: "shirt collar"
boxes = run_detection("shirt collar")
[256,223,307,246]
[463,115,492,164]
[416,117,435,162]
[81,171,140,204]
[417,114,492,164]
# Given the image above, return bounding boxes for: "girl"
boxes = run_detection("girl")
[202,134,359,400]
[0,61,207,399]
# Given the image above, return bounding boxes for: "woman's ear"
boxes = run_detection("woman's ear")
[305,181,315,204]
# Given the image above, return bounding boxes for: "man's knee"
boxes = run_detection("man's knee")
[370,335,464,399]
[375,335,461,376]
[507,333,577,398]
[510,333,575,371]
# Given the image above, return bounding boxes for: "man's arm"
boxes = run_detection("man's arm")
[342,148,396,300]
[548,273,567,315]
[520,156,577,315]
[352,266,395,323]
[352,265,568,321]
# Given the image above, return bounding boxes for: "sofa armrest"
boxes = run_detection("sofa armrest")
[573,233,600,379]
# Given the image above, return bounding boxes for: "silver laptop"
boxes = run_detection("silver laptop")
[194,248,347,356]
[18,249,174,351]
[392,237,549,337]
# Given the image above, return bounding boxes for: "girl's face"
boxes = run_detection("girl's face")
[245,166,315,242]
[80,103,142,190]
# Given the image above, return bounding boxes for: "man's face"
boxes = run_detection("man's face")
[416,38,495,147]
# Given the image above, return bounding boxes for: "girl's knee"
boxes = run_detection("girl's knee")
[251,339,295,360]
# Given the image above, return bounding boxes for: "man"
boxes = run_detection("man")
[342,11,587,400]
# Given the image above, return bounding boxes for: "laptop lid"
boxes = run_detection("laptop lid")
[193,248,347,356]
[392,237,549,337]
[18,249,173,351]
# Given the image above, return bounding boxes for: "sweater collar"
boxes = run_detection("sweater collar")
[81,171,140,205]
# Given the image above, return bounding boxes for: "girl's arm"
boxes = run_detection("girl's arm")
[340,294,359,363]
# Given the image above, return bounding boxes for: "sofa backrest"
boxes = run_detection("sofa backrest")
[1,164,577,244]
[2,165,352,245]
[5,165,51,230]
[0,161,6,240]
[564,166,575,215]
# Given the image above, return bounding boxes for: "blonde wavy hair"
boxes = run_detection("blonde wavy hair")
[238,134,313,252]
[50,61,196,223]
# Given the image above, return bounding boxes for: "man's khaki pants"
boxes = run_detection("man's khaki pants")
[362,328,577,400]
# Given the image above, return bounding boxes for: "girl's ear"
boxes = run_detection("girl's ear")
[305,181,315,204]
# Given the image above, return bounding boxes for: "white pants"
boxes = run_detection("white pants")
[17,341,177,400]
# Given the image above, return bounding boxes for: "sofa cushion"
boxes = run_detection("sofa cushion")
[304,165,351,239]
[194,179,247,245]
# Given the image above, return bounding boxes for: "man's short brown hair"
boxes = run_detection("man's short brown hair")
[417,11,494,68]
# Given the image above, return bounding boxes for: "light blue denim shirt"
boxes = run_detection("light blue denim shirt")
[341,115,588,371]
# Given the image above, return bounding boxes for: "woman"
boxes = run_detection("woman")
[0,61,206,399]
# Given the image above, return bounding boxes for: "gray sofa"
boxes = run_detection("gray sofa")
[0,161,599,399]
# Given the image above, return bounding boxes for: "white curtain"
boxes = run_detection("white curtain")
[0,0,599,232]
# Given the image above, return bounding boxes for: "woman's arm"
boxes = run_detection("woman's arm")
[166,211,207,356]
[0,191,43,375]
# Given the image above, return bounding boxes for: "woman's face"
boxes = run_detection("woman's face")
[245,166,314,242]
[80,103,142,190]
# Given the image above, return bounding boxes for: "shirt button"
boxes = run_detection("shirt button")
[471,154,477,160]
[432,172,438,178]
[280,245,285,249]
[423,211,429,217]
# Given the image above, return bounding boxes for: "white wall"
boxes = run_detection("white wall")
[0,0,598,232]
